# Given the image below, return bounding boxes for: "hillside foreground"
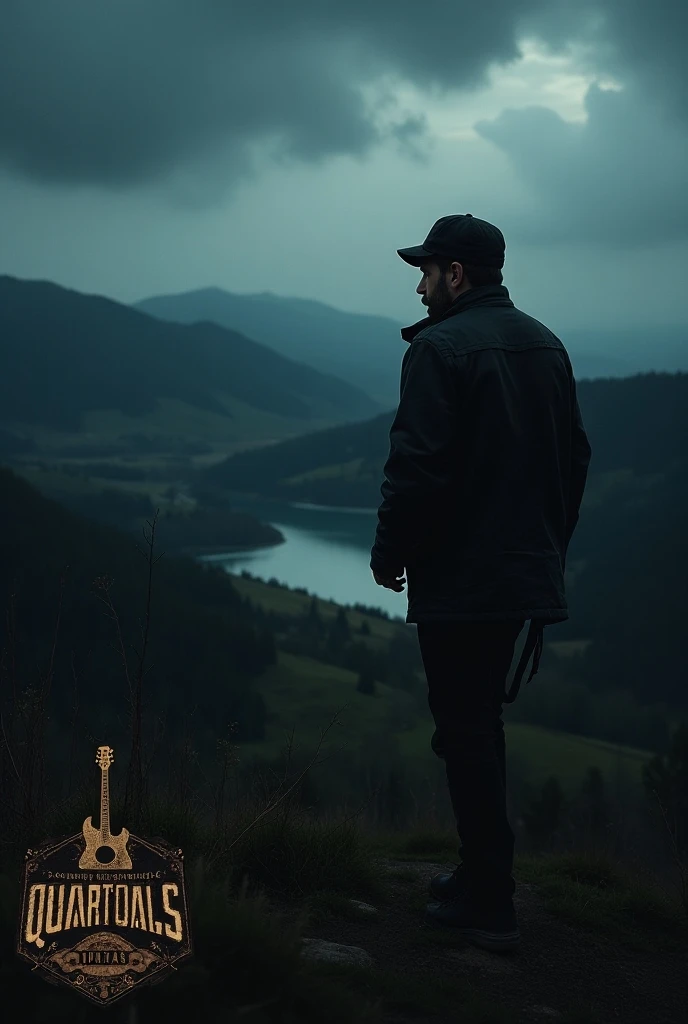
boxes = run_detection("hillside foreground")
[270,843,687,1024]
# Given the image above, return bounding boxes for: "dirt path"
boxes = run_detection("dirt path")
[268,858,687,1024]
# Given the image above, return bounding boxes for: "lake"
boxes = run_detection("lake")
[194,497,408,621]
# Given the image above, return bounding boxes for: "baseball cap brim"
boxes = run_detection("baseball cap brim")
[397,245,437,267]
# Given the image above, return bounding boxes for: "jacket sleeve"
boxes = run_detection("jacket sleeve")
[370,338,458,573]
[564,378,592,564]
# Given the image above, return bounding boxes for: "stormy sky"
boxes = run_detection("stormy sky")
[1,0,687,332]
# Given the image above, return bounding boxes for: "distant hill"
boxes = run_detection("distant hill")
[562,455,687,711]
[133,287,688,404]
[0,275,383,453]
[134,286,406,410]
[195,371,688,507]
[564,325,688,378]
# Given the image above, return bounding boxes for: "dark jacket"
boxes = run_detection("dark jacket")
[369,284,592,700]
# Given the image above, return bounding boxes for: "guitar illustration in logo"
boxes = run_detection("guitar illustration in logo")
[78,746,132,870]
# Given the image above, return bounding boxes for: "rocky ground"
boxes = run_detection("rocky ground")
[268,857,687,1024]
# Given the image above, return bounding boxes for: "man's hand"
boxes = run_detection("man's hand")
[372,569,406,592]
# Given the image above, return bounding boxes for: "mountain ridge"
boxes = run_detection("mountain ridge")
[134,285,688,405]
[0,274,383,447]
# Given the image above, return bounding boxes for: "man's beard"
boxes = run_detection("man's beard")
[424,273,453,320]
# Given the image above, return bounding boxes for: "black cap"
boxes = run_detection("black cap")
[397,213,505,269]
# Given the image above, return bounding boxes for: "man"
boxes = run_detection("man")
[369,214,592,953]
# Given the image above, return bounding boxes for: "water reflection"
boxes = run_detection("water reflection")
[196,498,407,622]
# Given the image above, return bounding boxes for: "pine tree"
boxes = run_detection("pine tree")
[307,596,322,628]
[381,767,407,828]
[336,606,351,641]
[356,669,376,695]
[642,720,688,857]
[579,766,610,839]
[300,595,324,640]
[326,607,351,655]
[522,776,565,847]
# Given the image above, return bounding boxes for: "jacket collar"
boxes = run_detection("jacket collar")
[400,284,514,344]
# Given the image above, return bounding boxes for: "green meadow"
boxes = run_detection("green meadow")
[228,574,653,802]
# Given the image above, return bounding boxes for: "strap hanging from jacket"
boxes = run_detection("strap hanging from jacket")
[503,618,545,704]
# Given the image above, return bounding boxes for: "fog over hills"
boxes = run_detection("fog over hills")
[135,287,687,409]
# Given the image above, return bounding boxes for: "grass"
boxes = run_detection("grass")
[209,807,682,1019]
[357,823,688,954]
[8,701,673,1024]
[284,457,367,485]
[0,787,521,1022]
[79,394,341,447]
[364,826,462,864]
[548,639,593,657]
[167,807,623,1024]
[514,849,687,953]
[238,649,416,759]
[505,723,651,796]
[3,736,683,1023]
[233,646,653,808]
[228,574,655,806]
[229,572,404,636]
[207,807,685,1020]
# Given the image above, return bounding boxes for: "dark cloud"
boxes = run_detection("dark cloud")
[0,0,531,190]
[471,0,688,246]
[587,1,688,121]
[476,82,688,245]
[0,2,376,187]
[0,1,686,236]
[388,115,429,162]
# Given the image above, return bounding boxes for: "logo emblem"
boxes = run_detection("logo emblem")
[17,746,192,1006]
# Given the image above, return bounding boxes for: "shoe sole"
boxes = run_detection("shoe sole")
[424,915,521,953]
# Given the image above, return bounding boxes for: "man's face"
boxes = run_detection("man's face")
[417,261,454,319]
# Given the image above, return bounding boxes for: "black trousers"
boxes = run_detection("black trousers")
[416,619,526,906]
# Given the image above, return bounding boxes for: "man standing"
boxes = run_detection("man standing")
[370,214,592,953]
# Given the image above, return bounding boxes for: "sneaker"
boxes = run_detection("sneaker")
[424,891,521,952]
[428,863,467,902]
